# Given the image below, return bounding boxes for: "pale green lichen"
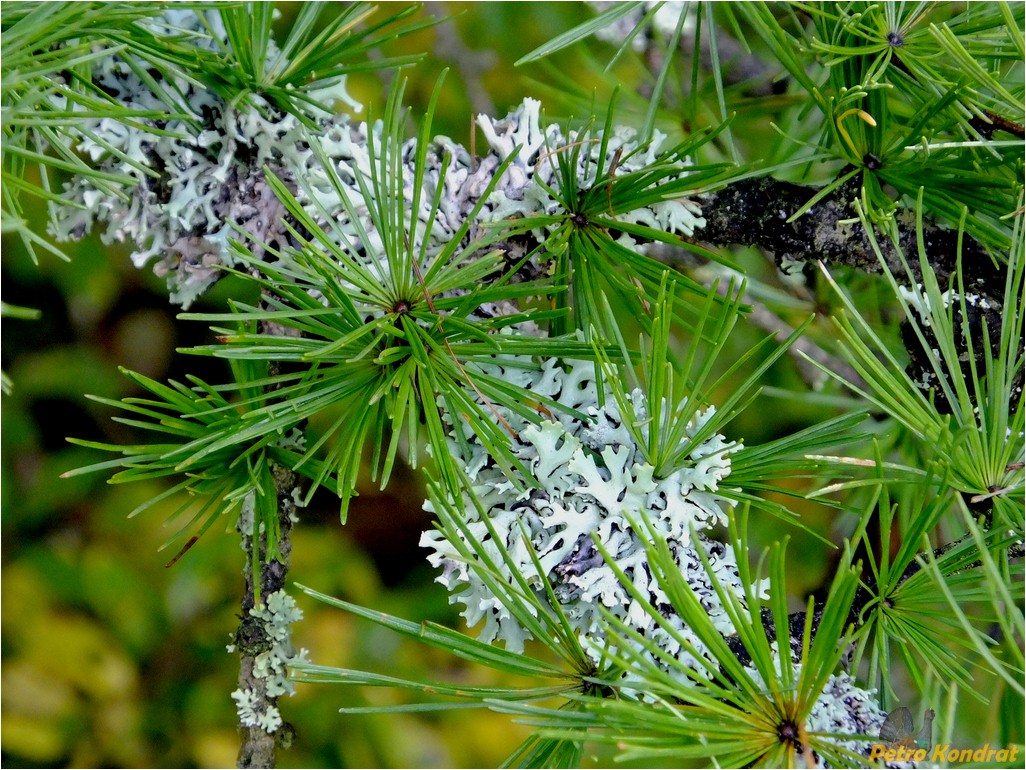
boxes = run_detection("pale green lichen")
[420,355,750,676]
[229,590,308,733]
[50,9,706,311]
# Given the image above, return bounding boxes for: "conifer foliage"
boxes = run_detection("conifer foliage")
[3,2,1023,767]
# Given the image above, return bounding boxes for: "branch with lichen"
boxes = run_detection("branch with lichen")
[231,459,303,767]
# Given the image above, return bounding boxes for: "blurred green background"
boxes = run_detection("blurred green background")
[0,2,893,767]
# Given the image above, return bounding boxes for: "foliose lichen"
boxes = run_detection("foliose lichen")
[229,589,308,733]
[50,10,705,312]
[419,353,751,675]
[49,8,364,307]
[806,670,891,763]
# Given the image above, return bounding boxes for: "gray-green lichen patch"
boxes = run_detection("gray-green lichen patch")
[49,11,705,310]
[229,590,307,733]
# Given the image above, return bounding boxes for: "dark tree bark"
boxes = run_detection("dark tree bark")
[699,176,1005,299]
